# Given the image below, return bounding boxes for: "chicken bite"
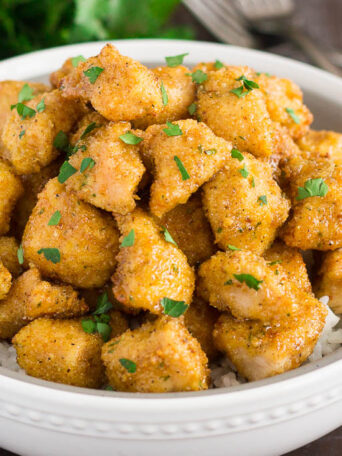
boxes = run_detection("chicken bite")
[315,249,342,314]
[109,309,129,338]
[0,262,12,300]
[13,318,104,388]
[296,129,342,164]
[112,208,195,314]
[60,44,163,122]
[197,66,274,158]
[213,295,326,381]
[65,119,145,214]
[0,237,22,277]
[2,89,84,174]
[160,192,216,266]
[140,119,231,217]
[134,65,195,129]
[22,178,119,288]
[202,151,289,254]
[102,316,209,392]
[0,159,23,235]
[50,57,74,87]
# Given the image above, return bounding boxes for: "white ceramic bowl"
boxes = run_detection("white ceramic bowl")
[0,40,342,456]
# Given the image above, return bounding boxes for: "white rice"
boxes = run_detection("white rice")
[1,296,342,389]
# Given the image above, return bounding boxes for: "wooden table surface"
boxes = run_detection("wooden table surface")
[1,0,341,455]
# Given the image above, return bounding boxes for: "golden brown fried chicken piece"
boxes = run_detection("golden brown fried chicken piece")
[2,89,85,174]
[160,192,216,266]
[102,316,209,392]
[13,318,104,388]
[197,66,274,158]
[65,119,145,214]
[112,208,194,314]
[109,309,129,338]
[202,151,289,254]
[213,295,326,381]
[22,178,119,288]
[0,262,12,300]
[134,65,195,129]
[315,249,342,314]
[50,57,74,87]
[0,159,23,235]
[60,44,163,122]
[0,237,22,277]
[256,73,313,140]
[296,129,342,164]
[140,119,231,217]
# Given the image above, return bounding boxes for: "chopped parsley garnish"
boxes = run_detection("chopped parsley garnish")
[214,59,224,69]
[120,229,135,247]
[96,322,111,341]
[80,122,100,139]
[239,164,249,178]
[187,69,208,84]
[228,245,241,251]
[296,178,329,200]
[163,121,182,136]
[231,75,259,98]
[18,84,34,103]
[105,385,114,391]
[53,131,69,151]
[165,53,188,67]
[161,297,188,317]
[119,358,136,373]
[93,292,113,315]
[19,130,25,139]
[233,273,263,291]
[174,156,190,180]
[48,210,61,226]
[11,103,36,120]
[188,102,197,115]
[251,176,255,188]
[119,131,143,145]
[80,157,95,173]
[162,227,177,246]
[36,98,45,113]
[83,66,104,84]
[198,145,216,155]
[231,148,244,161]
[224,279,233,285]
[82,292,113,341]
[285,107,300,124]
[17,244,24,265]
[37,248,60,264]
[58,161,77,183]
[81,319,96,334]
[71,55,86,67]
[258,195,267,206]
[160,81,168,106]
[268,260,283,266]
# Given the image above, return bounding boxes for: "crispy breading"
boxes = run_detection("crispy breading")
[197,66,274,158]
[60,44,163,122]
[256,73,313,139]
[112,208,194,314]
[134,65,196,128]
[213,295,327,381]
[2,89,85,174]
[315,249,342,314]
[0,237,21,277]
[22,178,119,288]
[140,119,231,217]
[296,129,342,164]
[50,57,74,87]
[109,309,129,338]
[102,316,209,392]
[263,240,312,294]
[160,192,216,266]
[66,120,145,214]
[202,151,289,254]
[184,296,219,360]
[0,262,12,300]
[0,159,23,235]
[13,318,104,388]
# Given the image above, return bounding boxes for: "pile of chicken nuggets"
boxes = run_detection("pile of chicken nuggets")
[0,44,341,392]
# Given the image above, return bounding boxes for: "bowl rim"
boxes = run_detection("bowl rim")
[1,38,342,403]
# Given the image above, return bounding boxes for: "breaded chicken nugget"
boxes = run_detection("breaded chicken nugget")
[0,237,21,277]
[112,208,195,314]
[0,159,23,235]
[13,318,104,388]
[160,192,216,266]
[0,262,12,300]
[102,316,209,392]
[2,89,85,174]
[256,73,313,140]
[197,66,274,158]
[296,129,342,164]
[66,120,145,214]
[109,309,129,338]
[50,57,74,87]
[60,44,163,122]
[315,249,342,314]
[140,119,231,217]
[22,178,119,288]
[213,296,326,381]
[202,151,289,254]
[134,65,195,129]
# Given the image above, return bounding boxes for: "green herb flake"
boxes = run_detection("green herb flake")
[11,103,36,120]
[119,131,143,145]
[18,83,34,103]
[188,102,197,115]
[268,260,283,266]
[58,161,77,183]
[17,244,24,265]
[36,98,45,113]
[162,227,177,246]
[83,66,104,84]
[165,53,188,67]
[231,148,244,161]
[80,122,100,139]
[120,229,135,248]
[214,59,224,69]
[119,358,136,373]
[230,75,259,98]
[296,178,329,200]
[37,248,61,264]
[96,322,111,342]
[258,195,267,206]
[81,319,96,334]
[160,81,168,106]
[224,279,233,285]
[105,385,114,391]
[251,176,256,188]
[239,164,249,178]
[80,157,95,173]
[19,130,25,139]
[48,210,61,226]
[53,131,69,151]
[161,297,188,317]
[71,55,86,67]
[205,149,217,155]
[163,121,183,137]
[174,155,190,180]
[233,273,263,291]
[228,244,241,251]
[93,292,113,315]
[187,69,208,84]
[285,107,300,124]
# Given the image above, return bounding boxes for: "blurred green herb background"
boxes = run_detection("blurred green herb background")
[0,0,194,59]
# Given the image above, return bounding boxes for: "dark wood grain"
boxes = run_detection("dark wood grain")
[1,1,341,455]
